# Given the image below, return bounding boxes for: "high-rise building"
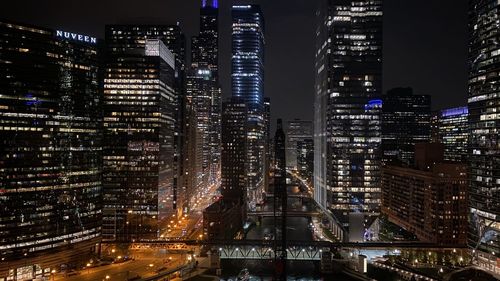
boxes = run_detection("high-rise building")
[192,0,219,76]
[264,97,271,192]
[468,0,500,272]
[430,111,440,143]
[232,4,266,210]
[190,0,221,188]
[381,87,431,165]
[314,0,383,241]
[185,68,217,196]
[0,20,101,278]
[297,139,314,183]
[437,107,469,163]
[220,99,248,204]
[103,25,179,241]
[203,98,248,240]
[285,119,313,170]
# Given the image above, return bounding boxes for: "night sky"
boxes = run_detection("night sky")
[1,0,468,126]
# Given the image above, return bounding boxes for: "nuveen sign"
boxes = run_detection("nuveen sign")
[56,30,97,44]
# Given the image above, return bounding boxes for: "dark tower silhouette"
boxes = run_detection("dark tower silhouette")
[273,119,287,280]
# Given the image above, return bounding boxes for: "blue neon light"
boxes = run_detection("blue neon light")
[213,0,218,8]
[202,0,207,7]
[25,94,42,106]
[364,99,382,110]
[441,106,468,117]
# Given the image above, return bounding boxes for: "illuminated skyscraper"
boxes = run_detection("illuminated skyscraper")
[381,87,431,165]
[437,106,468,163]
[264,97,271,192]
[297,138,314,183]
[190,0,221,188]
[185,68,216,196]
[202,98,248,241]
[468,0,500,271]
[0,20,101,278]
[192,0,219,76]
[221,99,248,204]
[232,4,266,210]
[103,25,179,241]
[314,0,383,241]
[286,119,313,170]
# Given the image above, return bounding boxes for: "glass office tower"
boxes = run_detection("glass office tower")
[285,119,313,170]
[103,26,177,241]
[0,20,101,278]
[191,0,222,188]
[438,106,468,163]
[468,0,500,273]
[381,87,431,165]
[314,0,383,241]
[232,5,266,210]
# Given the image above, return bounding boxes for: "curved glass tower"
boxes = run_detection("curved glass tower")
[468,0,500,273]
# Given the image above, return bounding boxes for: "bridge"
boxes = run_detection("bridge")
[129,239,467,261]
[247,210,321,217]
[266,193,311,199]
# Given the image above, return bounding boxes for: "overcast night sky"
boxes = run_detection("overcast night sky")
[1,0,468,125]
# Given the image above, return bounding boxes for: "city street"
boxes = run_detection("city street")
[161,181,220,240]
[54,251,186,281]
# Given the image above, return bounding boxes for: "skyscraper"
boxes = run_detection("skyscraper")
[381,87,431,165]
[264,97,271,192]
[220,99,248,204]
[297,138,314,183]
[232,4,266,210]
[190,0,221,188]
[468,0,500,272]
[438,106,469,163]
[285,119,313,170]
[314,0,383,241]
[0,20,101,278]
[103,25,179,241]
[185,68,217,196]
[202,98,248,240]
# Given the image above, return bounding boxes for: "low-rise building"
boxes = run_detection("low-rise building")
[382,144,468,245]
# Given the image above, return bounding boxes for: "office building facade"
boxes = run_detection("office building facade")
[381,87,431,165]
[185,68,217,198]
[0,20,101,278]
[382,163,468,245]
[286,119,313,170]
[468,0,500,272]
[232,5,266,210]
[314,0,383,241]
[220,99,248,204]
[264,97,271,192]
[437,106,469,163]
[297,138,314,183]
[202,98,248,240]
[191,0,222,188]
[103,25,178,241]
